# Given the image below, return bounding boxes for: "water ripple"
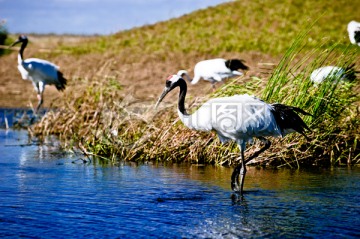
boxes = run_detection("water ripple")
[1,129,360,238]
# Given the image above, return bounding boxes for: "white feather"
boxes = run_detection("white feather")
[179,58,244,85]
[178,94,282,145]
[19,58,60,91]
[310,66,346,84]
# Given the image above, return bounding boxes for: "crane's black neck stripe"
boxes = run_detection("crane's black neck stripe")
[19,40,28,61]
[178,78,188,115]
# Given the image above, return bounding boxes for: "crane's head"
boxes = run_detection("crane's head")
[177,70,192,82]
[10,35,28,47]
[155,74,184,108]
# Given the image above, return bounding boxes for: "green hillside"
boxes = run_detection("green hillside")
[61,0,359,57]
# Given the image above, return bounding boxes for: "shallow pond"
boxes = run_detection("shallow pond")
[1,129,360,238]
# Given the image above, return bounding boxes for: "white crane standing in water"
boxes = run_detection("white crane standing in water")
[347,20,360,46]
[177,58,249,90]
[155,74,311,196]
[10,35,67,113]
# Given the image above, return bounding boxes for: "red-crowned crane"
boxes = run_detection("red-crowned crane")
[310,64,358,84]
[347,20,360,46]
[177,58,249,90]
[10,35,67,113]
[155,74,311,196]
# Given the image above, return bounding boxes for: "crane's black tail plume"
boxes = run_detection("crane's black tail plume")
[225,59,249,71]
[56,71,67,91]
[344,63,359,82]
[270,104,312,141]
[354,31,360,44]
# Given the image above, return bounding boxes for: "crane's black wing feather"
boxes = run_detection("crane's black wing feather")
[270,103,311,141]
[225,59,249,71]
[56,71,67,91]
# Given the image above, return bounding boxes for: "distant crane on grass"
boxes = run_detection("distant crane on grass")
[155,74,311,196]
[347,20,360,46]
[310,65,358,84]
[10,35,67,113]
[177,58,249,90]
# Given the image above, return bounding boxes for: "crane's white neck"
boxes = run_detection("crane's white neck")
[175,78,211,131]
[178,109,194,129]
[177,105,210,131]
[182,72,192,83]
[17,53,23,65]
[169,77,210,131]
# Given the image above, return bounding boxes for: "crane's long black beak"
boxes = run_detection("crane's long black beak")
[155,87,170,108]
[9,40,21,48]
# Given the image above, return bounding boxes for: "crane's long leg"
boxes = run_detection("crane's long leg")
[211,83,216,91]
[36,93,43,114]
[239,148,246,195]
[34,82,44,114]
[231,142,246,195]
[231,137,271,195]
[244,137,271,165]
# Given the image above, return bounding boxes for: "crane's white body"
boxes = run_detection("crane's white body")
[177,58,248,89]
[310,66,346,84]
[347,20,360,46]
[17,56,61,93]
[156,75,310,195]
[179,94,282,145]
[11,35,67,112]
[192,58,243,84]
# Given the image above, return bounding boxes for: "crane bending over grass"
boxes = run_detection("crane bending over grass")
[177,58,249,90]
[310,65,358,84]
[10,35,67,113]
[155,74,311,196]
[347,21,360,46]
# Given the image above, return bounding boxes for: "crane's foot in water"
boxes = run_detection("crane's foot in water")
[231,192,244,202]
[30,115,40,124]
[231,163,245,194]
[230,171,245,202]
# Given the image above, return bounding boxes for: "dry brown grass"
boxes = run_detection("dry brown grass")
[0,34,278,109]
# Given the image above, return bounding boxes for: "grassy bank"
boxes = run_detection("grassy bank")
[32,35,360,167]
[27,0,360,167]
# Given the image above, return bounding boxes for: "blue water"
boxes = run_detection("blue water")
[1,129,360,238]
[0,108,47,128]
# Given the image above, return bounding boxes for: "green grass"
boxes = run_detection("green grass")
[59,0,360,58]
